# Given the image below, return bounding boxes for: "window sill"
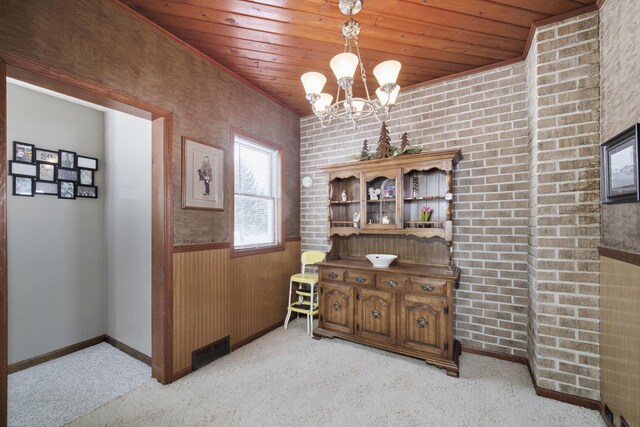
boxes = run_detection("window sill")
[230,243,285,258]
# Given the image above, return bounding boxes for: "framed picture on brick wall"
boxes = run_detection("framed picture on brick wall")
[601,124,639,204]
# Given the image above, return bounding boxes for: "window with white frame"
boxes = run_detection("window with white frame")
[233,133,281,251]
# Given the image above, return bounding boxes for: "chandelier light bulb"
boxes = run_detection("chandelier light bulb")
[330,52,359,81]
[376,85,401,106]
[351,100,365,114]
[314,93,334,112]
[373,60,401,87]
[301,72,327,96]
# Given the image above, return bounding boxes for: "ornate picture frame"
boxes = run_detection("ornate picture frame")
[181,136,224,211]
[601,124,639,204]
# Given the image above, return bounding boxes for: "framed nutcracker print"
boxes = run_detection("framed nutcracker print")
[181,136,224,210]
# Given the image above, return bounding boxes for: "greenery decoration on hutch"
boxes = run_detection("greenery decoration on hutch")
[358,123,422,161]
[315,149,463,376]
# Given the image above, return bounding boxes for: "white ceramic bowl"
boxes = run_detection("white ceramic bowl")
[366,254,397,268]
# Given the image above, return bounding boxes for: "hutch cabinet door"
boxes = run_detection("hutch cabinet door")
[319,282,354,334]
[355,288,397,345]
[399,294,448,356]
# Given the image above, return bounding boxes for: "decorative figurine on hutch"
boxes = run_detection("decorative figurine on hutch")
[353,211,360,228]
[375,121,393,159]
[341,190,348,202]
[368,187,381,200]
[382,215,390,224]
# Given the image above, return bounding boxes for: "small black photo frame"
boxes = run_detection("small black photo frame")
[79,169,94,186]
[58,149,77,169]
[77,185,98,199]
[77,155,98,171]
[34,148,59,164]
[13,141,35,163]
[13,176,34,197]
[55,167,78,183]
[8,160,37,178]
[35,181,58,196]
[36,162,56,182]
[601,124,639,204]
[58,181,76,199]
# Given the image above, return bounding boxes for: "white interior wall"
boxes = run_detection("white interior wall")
[7,81,152,363]
[7,83,106,364]
[105,111,152,356]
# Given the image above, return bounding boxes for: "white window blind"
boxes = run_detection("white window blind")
[233,136,280,250]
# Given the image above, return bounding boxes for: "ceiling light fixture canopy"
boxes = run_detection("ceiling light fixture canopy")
[301,0,401,128]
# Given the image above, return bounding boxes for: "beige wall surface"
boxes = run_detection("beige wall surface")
[0,0,300,245]
[599,0,640,254]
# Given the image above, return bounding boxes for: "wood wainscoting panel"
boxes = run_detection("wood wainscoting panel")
[230,241,301,347]
[173,247,231,373]
[600,256,640,427]
[172,240,300,374]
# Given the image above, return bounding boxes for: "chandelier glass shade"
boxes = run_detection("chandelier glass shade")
[301,0,401,128]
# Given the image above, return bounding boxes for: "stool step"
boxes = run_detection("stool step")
[288,302,318,314]
[295,290,317,297]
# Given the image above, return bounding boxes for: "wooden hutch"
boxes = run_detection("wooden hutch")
[314,148,463,377]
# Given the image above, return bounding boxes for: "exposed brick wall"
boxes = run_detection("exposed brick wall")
[301,10,602,400]
[301,63,531,358]
[526,35,540,382]
[529,12,601,400]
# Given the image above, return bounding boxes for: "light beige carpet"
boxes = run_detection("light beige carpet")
[69,320,603,426]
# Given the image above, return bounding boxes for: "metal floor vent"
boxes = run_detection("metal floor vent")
[192,336,230,371]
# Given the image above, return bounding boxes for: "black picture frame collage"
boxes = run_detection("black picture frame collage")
[9,141,99,199]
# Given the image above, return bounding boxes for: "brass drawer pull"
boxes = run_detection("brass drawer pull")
[332,302,341,311]
[354,276,367,283]
[328,272,338,280]
[384,280,398,288]
[420,284,435,292]
[371,309,381,319]
[417,317,428,328]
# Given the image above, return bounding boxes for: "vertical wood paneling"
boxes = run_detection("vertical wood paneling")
[173,248,230,373]
[600,256,640,427]
[230,241,300,347]
[172,241,300,374]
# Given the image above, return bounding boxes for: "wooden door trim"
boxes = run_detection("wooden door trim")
[0,56,8,427]
[0,53,174,395]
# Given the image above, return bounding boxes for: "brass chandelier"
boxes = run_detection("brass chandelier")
[300,0,402,128]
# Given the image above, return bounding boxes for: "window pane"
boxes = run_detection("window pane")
[233,135,280,251]
[234,195,276,248]
[235,139,274,197]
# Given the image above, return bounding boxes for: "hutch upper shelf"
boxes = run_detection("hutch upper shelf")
[320,149,463,242]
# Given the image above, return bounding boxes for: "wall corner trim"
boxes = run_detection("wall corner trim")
[460,345,603,413]
[598,246,640,266]
[526,361,602,411]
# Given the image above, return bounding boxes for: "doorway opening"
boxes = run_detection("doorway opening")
[0,57,174,425]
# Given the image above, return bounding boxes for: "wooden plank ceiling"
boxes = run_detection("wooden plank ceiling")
[120,0,597,116]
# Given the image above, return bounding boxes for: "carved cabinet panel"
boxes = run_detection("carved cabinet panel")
[400,294,448,356]
[319,282,354,335]
[355,288,397,345]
